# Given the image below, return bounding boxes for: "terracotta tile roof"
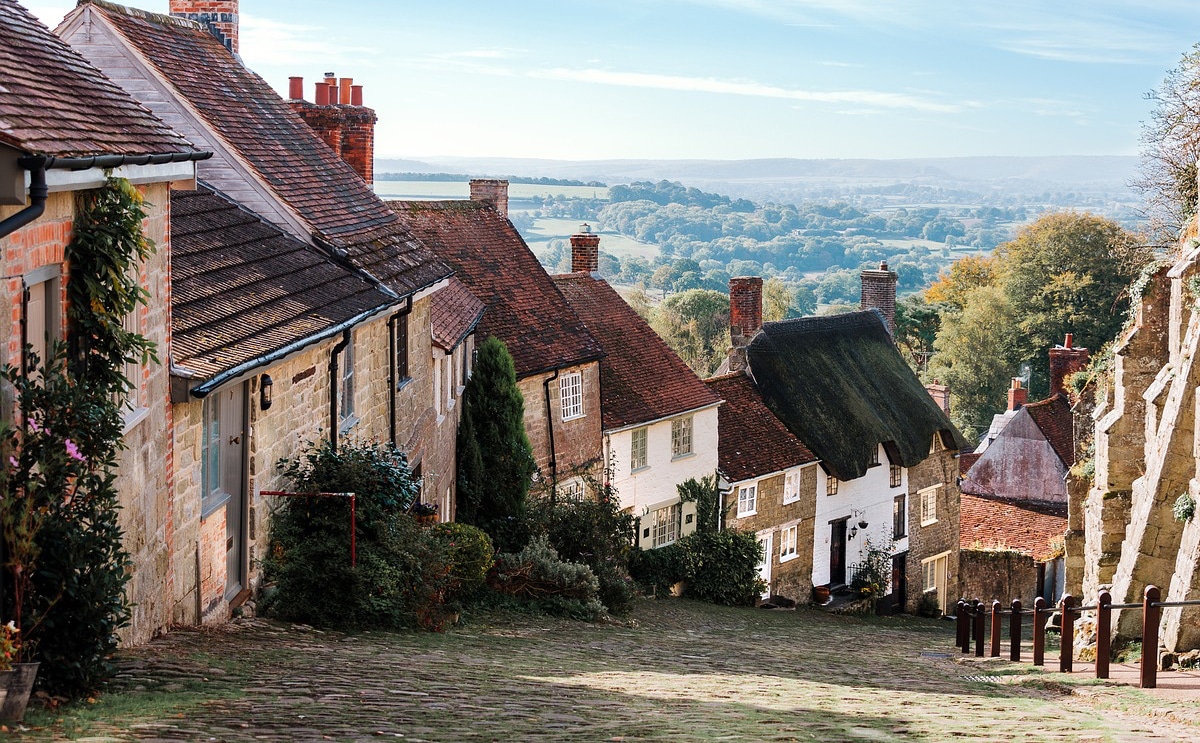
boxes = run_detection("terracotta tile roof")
[86,1,449,296]
[171,186,393,382]
[553,273,722,430]
[390,200,603,377]
[431,277,484,351]
[959,452,981,477]
[960,493,1067,562]
[1024,393,1075,467]
[0,0,194,157]
[704,373,816,482]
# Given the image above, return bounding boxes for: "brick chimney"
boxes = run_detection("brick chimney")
[1048,334,1089,398]
[569,224,600,274]
[926,382,950,414]
[860,261,898,336]
[1007,378,1028,411]
[286,73,377,186]
[169,0,239,53]
[469,179,509,218]
[727,276,763,373]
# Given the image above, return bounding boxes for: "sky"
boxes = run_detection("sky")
[24,0,1200,161]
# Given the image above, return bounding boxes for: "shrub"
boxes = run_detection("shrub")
[425,522,495,605]
[487,535,604,620]
[263,439,447,630]
[528,490,637,615]
[917,592,942,618]
[677,530,764,606]
[1174,492,1196,522]
[628,543,684,596]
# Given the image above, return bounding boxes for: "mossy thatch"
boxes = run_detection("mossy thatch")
[747,310,968,480]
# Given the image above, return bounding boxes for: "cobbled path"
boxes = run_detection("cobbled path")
[11,600,1200,742]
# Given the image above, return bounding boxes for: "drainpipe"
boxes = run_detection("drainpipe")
[543,368,559,505]
[329,330,350,452]
[0,166,47,240]
[388,295,413,447]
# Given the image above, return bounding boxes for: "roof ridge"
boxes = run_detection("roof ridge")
[81,0,205,31]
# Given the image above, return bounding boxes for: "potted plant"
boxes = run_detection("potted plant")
[411,502,439,525]
[0,622,35,722]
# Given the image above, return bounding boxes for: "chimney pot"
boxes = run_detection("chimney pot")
[469,179,510,219]
[314,82,330,106]
[1064,333,1073,349]
[351,85,364,106]
[339,77,353,105]
[289,76,304,100]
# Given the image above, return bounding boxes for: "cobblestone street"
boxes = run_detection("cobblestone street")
[12,600,1200,742]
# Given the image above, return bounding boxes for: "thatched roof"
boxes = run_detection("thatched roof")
[747,310,968,480]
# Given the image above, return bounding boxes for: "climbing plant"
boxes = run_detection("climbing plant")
[1,178,151,696]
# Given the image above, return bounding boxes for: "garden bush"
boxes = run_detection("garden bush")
[424,522,495,606]
[487,535,604,620]
[677,530,765,606]
[628,543,684,596]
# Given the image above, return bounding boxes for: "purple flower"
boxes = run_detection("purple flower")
[64,439,86,463]
[7,457,15,469]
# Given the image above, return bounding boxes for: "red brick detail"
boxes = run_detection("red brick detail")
[469,180,509,219]
[286,99,377,187]
[1048,340,1089,398]
[1007,378,1028,411]
[860,261,898,336]
[926,383,950,413]
[569,230,601,274]
[729,276,763,342]
[168,0,239,52]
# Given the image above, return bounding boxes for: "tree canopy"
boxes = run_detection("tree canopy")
[1135,43,1200,242]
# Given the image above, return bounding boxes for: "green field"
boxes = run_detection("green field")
[373,180,609,201]
[522,216,659,260]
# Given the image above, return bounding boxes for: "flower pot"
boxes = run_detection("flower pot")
[813,585,831,605]
[0,662,38,722]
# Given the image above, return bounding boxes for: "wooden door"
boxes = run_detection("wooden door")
[830,519,847,586]
[756,532,773,599]
[891,552,908,614]
[216,384,247,600]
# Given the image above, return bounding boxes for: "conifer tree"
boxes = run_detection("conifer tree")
[455,337,536,551]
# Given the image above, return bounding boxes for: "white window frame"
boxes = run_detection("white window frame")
[651,503,680,547]
[779,525,798,562]
[893,493,908,539]
[630,427,648,472]
[560,479,584,501]
[23,265,61,382]
[560,371,584,421]
[671,415,693,458]
[890,463,903,488]
[737,482,758,517]
[826,474,839,496]
[920,484,941,526]
[201,395,222,516]
[783,470,801,504]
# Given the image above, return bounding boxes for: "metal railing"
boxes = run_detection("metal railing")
[952,586,1200,688]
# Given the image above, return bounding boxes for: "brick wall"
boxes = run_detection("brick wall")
[1048,344,1089,397]
[725,464,818,603]
[168,0,239,52]
[570,231,600,274]
[1,192,72,368]
[469,180,509,219]
[520,362,604,490]
[860,263,898,336]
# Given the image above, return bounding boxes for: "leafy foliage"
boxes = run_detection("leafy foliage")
[650,289,730,376]
[423,522,495,610]
[1135,43,1200,241]
[676,530,765,607]
[1174,492,1196,523]
[456,337,536,552]
[677,475,722,534]
[487,535,605,620]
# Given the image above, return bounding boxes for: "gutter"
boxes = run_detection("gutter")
[543,368,560,504]
[1,151,212,241]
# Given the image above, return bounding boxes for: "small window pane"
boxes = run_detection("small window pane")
[671,416,693,458]
[893,494,907,539]
[560,372,583,420]
[780,526,797,559]
[783,471,801,504]
[631,427,648,471]
[737,483,757,516]
[652,504,680,547]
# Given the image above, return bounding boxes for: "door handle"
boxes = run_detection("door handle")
[228,435,241,446]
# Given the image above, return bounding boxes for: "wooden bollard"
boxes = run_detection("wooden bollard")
[957,600,968,653]
[990,600,1002,657]
[974,599,985,657]
[1141,585,1161,689]
[1059,594,1076,673]
[1033,596,1047,666]
[1010,599,1023,662]
[1096,590,1111,680]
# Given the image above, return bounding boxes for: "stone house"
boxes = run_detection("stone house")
[0,0,210,644]
[552,235,721,549]
[390,184,606,499]
[1078,220,1200,653]
[704,371,819,601]
[58,0,470,628]
[725,274,967,614]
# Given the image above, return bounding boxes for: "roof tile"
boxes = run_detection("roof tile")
[704,373,816,481]
[553,273,721,430]
[1024,393,1075,467]
[960,492,1067,561]
[431,277,484,351]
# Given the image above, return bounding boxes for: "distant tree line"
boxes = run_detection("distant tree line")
[377,172,606,187]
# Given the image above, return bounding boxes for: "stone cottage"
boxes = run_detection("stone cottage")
[0,0,210,644]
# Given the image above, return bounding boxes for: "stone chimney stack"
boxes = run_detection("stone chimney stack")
[727,276,763,373]
[169,0,239,53]
[469,179,509,218]
[1007,378,1028,411]
[1048,334,1089,398]
[286,72,377,186]
[926,382,950,414]
[860,261,898,336]
[569,224,601,274]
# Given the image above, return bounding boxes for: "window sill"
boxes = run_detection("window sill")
[201,492,231,521]
[671,451,695,462]
[338,415,359,435]
[782,495,800,505]
[396,377,414,392]
[121,405,150,434]
[737,509,757,519]
[630,465,650,474]
[920,519,938,528]
[779,553,798,564]
[562,413,585,423]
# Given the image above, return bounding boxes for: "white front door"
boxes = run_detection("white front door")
[757,532,773,599]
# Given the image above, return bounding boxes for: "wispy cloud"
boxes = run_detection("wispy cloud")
[531,68,962,112]
[441,48,528,60]
[240,14,375,68]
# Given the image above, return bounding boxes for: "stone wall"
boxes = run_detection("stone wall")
[725,464,817,603]
[906,446,960,615]
[959,550,1040,607]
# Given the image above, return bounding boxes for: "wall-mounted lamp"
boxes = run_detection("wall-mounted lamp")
[260,373,274,411]
[848,526,858,539]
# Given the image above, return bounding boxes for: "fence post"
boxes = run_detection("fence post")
[956,600,967,652]
[1059,594,1076,673]
[1033,596,1046,666]
[990,600,1002,657]
[1010,599,1023,662]
[974,598,985,657]
[1141,585,1160,689]
[1096,590,1111,680]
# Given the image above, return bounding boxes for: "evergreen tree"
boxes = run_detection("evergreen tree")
[455,337,536,551]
